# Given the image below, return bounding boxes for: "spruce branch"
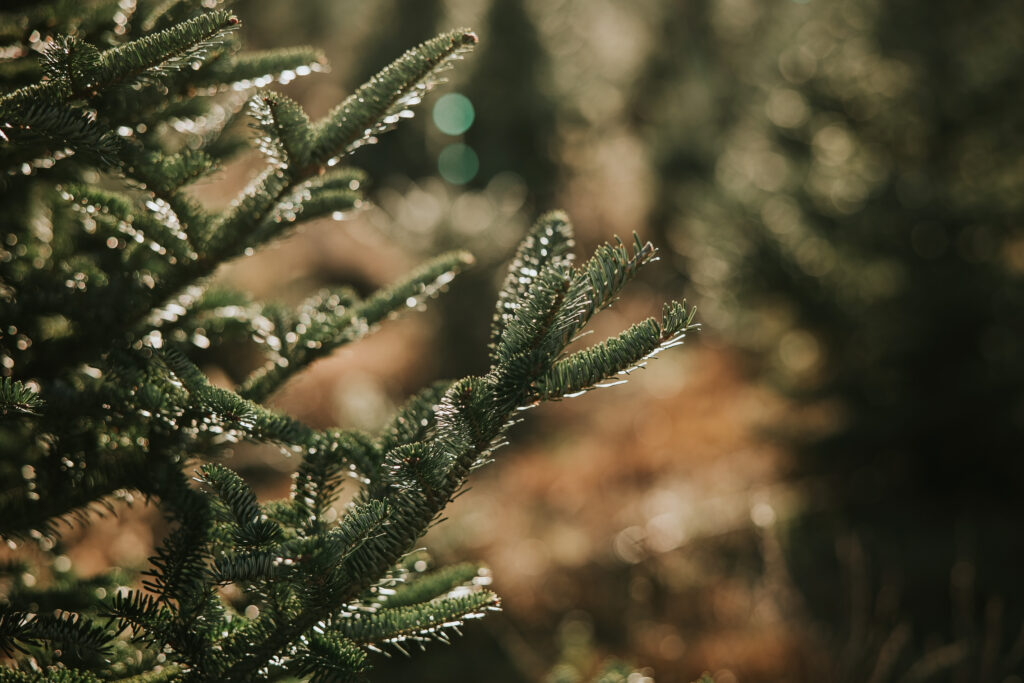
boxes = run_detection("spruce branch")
[378,380,455,459]
[309,29,479,168]
[0,609,112,659]
[534,301,698,400]
[557,234,660,344]
[59,184,197,265]
[248,91,313,169]
[0,104,121,170]
[197,463,284,547]
[239,251,473,403]
[331,590,501,646]
[124,148,221,197]
[490,210,576,356]
[290,633,367,682]
[0,11,239,112]
[0,378,43,417]
[385,562,486,608]
[191,46,327,93]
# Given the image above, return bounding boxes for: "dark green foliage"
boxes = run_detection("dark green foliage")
[385,562,484,608]
[239,250,475,403]
[0,104,121,170]
[0,378,43,416]
[0,2,694,680]
[377,381,454,469]
[310,30,478,167]
[0,667,106,683]
[489,210,575,353]
[291,633,367,682]
[0,11,239,114]
[0,610,111,659]
[249,91,314,169]
[333,590,500,645]
[535,301,695,400]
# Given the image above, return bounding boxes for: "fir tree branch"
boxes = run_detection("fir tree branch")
[0,11,239,112]
[0,8,702,679]
[490,210,575,356]
[0,104,121,170]
[331,378,498,612]
[272,186,364,226]
[191,46,327,93]
[385,562,485,608]
[211,502,391,681]
[94,11,239,92]
[295,500,392,608]
[40,35,101,93]
[60,184,197,265]
[293,429,379,527]
[197,463,284,547]
[134,30,476,354]
[201,165,291,256]
[377,380,455,462]
[112,664,183,683]
[239,251,473,403]
[0,666,105,682]
[105,590,177,650]
[140,488,212,607]
[248,91,313,169]
[0,609,113,659]
[490,262,573,367]
[331,590,500,645]
[533,301,697,400]
[212,377,484,681]
[151,288,287,355]
[289,633,367,682]
[160,347,316,446]
[124,147,221,196]
[309,29,479,168]
[557,234,659,345]
[0,377,43,417]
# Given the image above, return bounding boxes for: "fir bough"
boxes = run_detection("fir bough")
[0,3,696,680]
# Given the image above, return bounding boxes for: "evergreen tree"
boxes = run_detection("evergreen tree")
[635,0,1024,671]
[0,2,694,680]
[461,0,560,206]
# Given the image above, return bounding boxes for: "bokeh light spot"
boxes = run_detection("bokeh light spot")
[433,93,475,135]
[438,143,479,185]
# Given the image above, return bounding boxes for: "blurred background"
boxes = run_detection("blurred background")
[66,0,1024,680]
